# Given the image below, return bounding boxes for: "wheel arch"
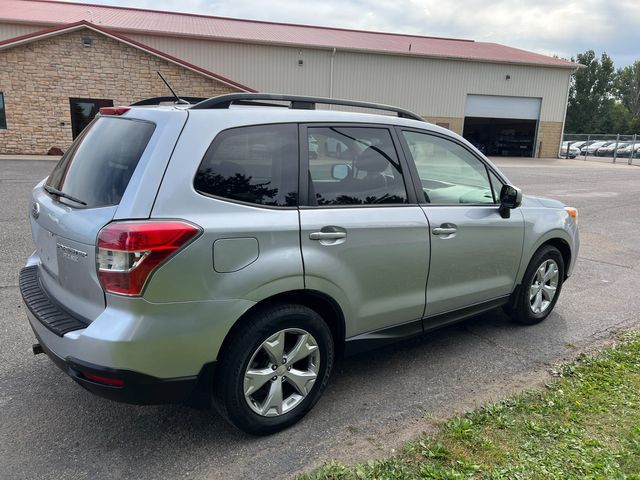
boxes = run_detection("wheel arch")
[509,234,573,310]
[517,228,573,283]
[217,289,346,361]
[541,237,571,279]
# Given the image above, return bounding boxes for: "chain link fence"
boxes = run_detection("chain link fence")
[561,133,640,165]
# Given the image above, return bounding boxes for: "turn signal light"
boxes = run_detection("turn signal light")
[97,221,201,296]
[565,207,578,223]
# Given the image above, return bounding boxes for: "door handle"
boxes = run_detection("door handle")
[432,227,457,235]
[309,231,347,240]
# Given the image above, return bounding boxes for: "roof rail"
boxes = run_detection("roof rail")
[130,96,208,106]
[189,93,425,121]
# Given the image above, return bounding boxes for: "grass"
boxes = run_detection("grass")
[299,332,640,480]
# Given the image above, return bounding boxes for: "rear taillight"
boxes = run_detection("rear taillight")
[97,221,201,296]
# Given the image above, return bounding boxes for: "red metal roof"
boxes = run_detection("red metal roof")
[1,0,577,68]
[0,20,256,91]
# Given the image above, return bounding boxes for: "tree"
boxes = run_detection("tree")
[565,50,615,133]
[596,99,635,134]
[616,61,640,118]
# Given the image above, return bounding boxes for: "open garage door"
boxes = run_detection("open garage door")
[463,95,541,157]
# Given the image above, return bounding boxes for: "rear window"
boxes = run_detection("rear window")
[194,124,298,207]
[46,117,155,208]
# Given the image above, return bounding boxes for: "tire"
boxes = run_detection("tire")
[213,304,334,435]
[508,245,565,325]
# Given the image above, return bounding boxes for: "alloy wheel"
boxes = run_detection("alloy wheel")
[529,259,559,314]
[243,328,320,417]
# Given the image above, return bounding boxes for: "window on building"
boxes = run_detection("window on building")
[69,98,113,138]
[194,124,299,207]
[0,93,6,129]
[307,126,408,206]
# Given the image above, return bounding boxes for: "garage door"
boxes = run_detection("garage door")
[463,95,541,157]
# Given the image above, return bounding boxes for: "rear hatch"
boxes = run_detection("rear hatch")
[30,112,165,322]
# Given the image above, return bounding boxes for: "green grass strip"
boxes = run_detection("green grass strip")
[300,332,640,480]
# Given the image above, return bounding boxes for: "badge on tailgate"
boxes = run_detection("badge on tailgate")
[56,243,88,263]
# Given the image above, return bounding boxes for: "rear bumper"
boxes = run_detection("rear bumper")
[21,265,204,404]
[32,329,203,405]
[19,255,254,379]
[19,262,238,405]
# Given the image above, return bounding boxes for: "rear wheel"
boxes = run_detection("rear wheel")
[213,304,334,435]
[508,245,564,325]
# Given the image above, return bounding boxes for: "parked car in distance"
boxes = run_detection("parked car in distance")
[19,93,580,435]
[563,140,585,150]
[560,142,580,158]
[582,141,613,155]
[596,142,629,157]
[617,143,640,158]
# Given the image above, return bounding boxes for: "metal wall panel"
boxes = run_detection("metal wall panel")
[331,52,571,122]
[0,22,41,42]
[128,34,333,96]
[129,34,572,122]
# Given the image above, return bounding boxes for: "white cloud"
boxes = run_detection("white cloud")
[62,0,640,65]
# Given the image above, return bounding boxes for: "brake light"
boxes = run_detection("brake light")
[97,221,201,296]
[99,106,131,116]
[83,372,125,387]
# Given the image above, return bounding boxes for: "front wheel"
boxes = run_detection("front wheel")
[213,304,334,435]
[508,245,564,325]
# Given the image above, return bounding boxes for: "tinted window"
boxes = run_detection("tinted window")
[47,117,155,208]
[0,93,6,129]
[307,127,407,206]
[402,131,494,205]
[194,124,298,207]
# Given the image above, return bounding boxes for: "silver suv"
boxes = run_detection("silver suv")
[20,94,579,435]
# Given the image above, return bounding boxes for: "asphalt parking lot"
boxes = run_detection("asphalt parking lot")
[1,157,639,480]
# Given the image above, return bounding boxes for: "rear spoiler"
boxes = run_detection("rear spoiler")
[130,96,207,106]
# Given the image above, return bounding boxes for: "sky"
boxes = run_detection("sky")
[61,0,640,67]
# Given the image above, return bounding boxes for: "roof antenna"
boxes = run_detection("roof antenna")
[157,71,189,105]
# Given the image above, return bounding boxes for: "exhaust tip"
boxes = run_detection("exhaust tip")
[32,343,44,355]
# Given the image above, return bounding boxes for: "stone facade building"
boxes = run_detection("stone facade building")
[0,23,249,154]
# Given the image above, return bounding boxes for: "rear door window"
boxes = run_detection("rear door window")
[46,117,155,208]
[194,124,298,207]
[306,126,408,206]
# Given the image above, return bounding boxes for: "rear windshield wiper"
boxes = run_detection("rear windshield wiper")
[44,185,87,206]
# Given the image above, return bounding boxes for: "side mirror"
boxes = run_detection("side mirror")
[331,163,350,180]
[499,184,522,218]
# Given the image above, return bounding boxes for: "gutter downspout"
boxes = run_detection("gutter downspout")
[329,48,336,107]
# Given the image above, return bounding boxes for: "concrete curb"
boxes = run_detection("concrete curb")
[0,155,60,161]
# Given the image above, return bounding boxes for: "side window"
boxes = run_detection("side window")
[488,169,503,202]
[307,126,407,206]
[402,131,495,205]
[194,124,298,207]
